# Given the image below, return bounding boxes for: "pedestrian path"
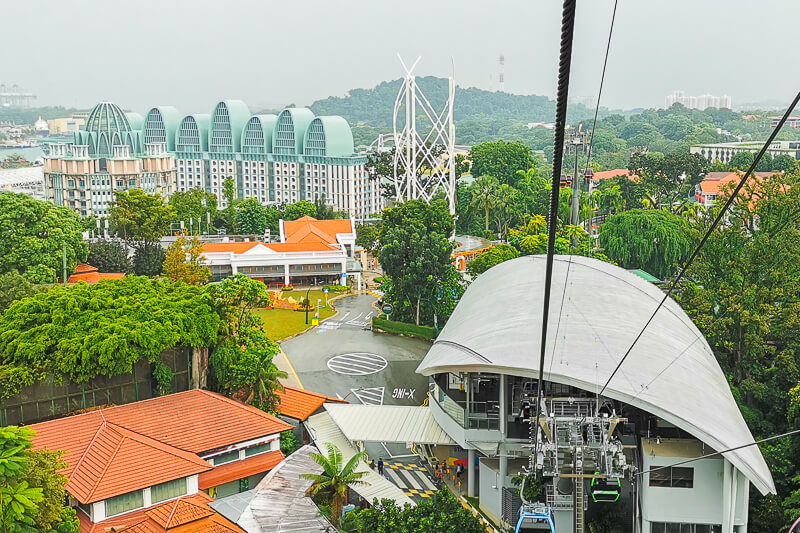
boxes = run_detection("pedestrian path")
[383,465,438,498]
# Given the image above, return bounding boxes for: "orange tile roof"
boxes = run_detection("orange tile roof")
[67,422,211,504]
[200,242,263,254]
[589,169,638,181]
[68,263,126,284]
[198,450,284,490]
[276,386,347,421]
[283,217,353,245]
[698,171,776,195]
[31,390,293,503]
[264,242,340,253]
[78,493,244,533]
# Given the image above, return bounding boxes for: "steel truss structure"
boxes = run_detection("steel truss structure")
[392,56,456,214]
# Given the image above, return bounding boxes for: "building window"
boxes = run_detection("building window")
[104,489,144,517]
[649,466,694,488]
[150,478,187,504]
[650,523,721,533]
[213,451,239,465]
[245,442,272,458]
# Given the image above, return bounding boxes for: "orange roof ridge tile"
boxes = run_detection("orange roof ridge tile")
[82,423,127,502]
[68,419,110,489]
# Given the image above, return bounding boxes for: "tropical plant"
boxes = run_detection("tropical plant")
[162,233,210,285]
[0,192,87,283]
[466,244,519,277]
[86,240,132,273]
[353,490,485,533]
[300,443,368,529]
[469,175,499,233]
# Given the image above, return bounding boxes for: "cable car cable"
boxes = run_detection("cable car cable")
[533,0,578,472]
[598,88,800,398]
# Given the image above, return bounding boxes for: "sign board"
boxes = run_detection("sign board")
[382,303,393,315]
[323,287,329,294]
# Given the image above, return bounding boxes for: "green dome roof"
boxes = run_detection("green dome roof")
[85,102,132,139]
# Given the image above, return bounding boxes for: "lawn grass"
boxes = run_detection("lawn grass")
[253,289,340,341]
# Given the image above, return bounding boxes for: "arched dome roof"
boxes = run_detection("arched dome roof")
[85,102,132,138]
[417,255,774,495]
[143,106,181,151]
[176,114,210,153]
[303,116,354,157]
[241,115,277,154]
[273,108,315,155]
[209,100,251,153]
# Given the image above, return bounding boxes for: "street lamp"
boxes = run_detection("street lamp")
[305,287,311,324]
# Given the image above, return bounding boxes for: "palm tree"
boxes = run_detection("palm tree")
[470,175,500,232]
[301,443,369,529]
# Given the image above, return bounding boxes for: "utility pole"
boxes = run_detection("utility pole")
[62,243,67,285]
[566,127,589,227]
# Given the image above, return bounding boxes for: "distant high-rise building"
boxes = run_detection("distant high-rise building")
[665,91,731,110]
[43,100,382,219]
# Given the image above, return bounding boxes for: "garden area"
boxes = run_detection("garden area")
[253,286,347,341]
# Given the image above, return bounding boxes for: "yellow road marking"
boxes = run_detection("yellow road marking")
[280,347,303,390]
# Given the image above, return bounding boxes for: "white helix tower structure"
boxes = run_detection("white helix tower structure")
[392,56,457,215]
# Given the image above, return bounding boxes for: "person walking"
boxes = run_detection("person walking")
[377,458,384,476]
[456,464,463,479]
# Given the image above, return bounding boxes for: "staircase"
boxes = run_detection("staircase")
[574,448,585,533]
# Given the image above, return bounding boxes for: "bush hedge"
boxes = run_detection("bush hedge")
[372,315,437,340]
[322,284,349,293]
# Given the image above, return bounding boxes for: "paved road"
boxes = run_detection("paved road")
[279,293,438,497]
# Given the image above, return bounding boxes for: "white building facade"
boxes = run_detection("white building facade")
[665,91,732,110]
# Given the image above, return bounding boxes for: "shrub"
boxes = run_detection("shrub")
[372,315,437,340]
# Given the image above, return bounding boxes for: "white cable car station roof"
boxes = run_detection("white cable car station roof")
[416,255,775,495]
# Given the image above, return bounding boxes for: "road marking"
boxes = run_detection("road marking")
[279,347,303,390]
[417,471,438,491]
[351,387,384,405]
[327,353,387,375]
[341,312,351,320]
[396,469,425,490]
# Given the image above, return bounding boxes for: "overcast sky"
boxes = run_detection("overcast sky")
[3,0,799,114]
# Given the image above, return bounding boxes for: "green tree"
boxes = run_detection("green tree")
[466,244,518,277]
[109,190,175,247]
[300,443,368,529]
[354,490,485,533]
[0,193,87,283]
[355,223,380,253]
[0,273,48,314]
[728,151,755,171]
[627,152,707,211]
[491,183,522,238]
[86,241,132,273]
[598,209,693,279]
[132,244,166,277]
[598,175,646,212]
[169,189,217,232]
[378,199,456,326]
[283,201,318,221]
[0,277,221,399]
[162,234,210,285]
[515,167,550,218]
[234,198,272,235]
[0,426,78,533]
[469,175,499,233]
[207,274,270,337]
[469,141,536,187]
[772,154,796,172]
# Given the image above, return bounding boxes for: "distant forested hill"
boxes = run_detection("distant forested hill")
[310,76,598,147]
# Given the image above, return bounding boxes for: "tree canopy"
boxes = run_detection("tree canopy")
[598,209,694,279]
[378,199,460,326]
[469,141,537,187]
[0,276,221,398]
[169,189,217,232]
[86,240,132,274]
[162,234,210,285]
[0,193,87,284]
[466,243,518,277]
[0,426,78,533]
[352,490,485,533]
[109,190,175,246]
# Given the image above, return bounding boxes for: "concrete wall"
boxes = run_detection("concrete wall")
[641,454,747,531]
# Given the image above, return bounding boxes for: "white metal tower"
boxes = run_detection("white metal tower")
[392,56,456,214]
[499,55,505,92]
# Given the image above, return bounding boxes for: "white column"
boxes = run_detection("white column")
[231,264,238,275]
[498,455,508,491]
[499,374,506,436]
[357,272,362,291]
[467,449,476,497]
[722,459,733,533]
[284,264,290,286]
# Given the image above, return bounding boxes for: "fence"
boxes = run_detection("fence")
[0,347,192,426]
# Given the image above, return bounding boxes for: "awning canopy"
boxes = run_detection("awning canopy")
[323,404,455,445]
[304,412,414,506]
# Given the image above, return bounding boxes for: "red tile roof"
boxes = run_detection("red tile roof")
[698,171,777,195]
[30,390,293,503]
[283,217,353,245]
[198,450,284,490]
[588,169,638,182]
[78,493,243,533]
[264,242,340,253]
[67,264,126,284]
[276,386,346,421]
[200,242,262,254]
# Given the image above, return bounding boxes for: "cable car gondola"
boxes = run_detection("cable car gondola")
[590,475,621,503]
